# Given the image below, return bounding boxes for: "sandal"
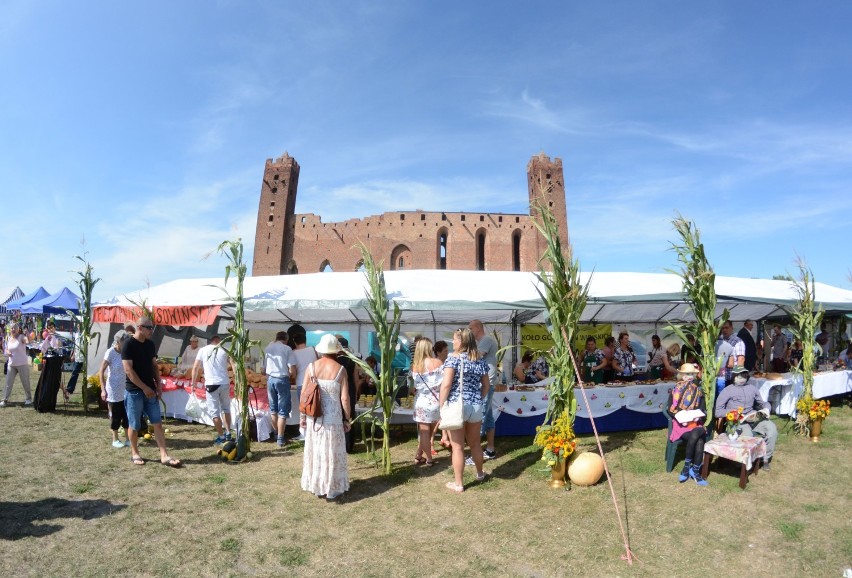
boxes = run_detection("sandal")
[425,461,435,467]
[445,481,464,493]
[413,457,427,466]
[160,457,183,468]
[476,472,490,483]
[439,440,451,450]
[130,456,145,466]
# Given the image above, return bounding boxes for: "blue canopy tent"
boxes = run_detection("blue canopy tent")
[5,287,50,311]
[0,286,24,316]
[21,287,81,315]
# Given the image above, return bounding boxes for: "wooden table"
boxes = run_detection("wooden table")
[701,434,766,489]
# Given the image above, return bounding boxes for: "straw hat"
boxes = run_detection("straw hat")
[677,363,700,374]
[315,333,342,355]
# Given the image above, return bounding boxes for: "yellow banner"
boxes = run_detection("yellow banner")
[520,324,613,354]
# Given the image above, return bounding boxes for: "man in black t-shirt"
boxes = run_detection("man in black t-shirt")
[121,317,181,468]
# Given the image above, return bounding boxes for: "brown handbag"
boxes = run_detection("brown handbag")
[299,363,323,418]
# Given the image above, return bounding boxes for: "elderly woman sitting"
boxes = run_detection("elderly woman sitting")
[667,363,708,486]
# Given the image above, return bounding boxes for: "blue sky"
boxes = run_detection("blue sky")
[1,1,850,302]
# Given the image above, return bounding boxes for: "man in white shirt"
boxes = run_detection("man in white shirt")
[467,319,499,462]
[263,331,297,447]
[191,335,235,445]
[288,325,319,442]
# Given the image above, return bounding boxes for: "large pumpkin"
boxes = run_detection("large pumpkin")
[567,452,605,486]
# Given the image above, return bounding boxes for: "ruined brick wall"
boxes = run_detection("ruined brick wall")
[251,152,568,275]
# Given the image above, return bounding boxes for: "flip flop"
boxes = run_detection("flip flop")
[130,456,145,466]
[160,457,183,468]
[413,457,427,466]
[445,481,464,493]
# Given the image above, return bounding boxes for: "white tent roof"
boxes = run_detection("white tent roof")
[94,270,852,326]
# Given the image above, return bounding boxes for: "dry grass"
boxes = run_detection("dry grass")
[0,368,849,577]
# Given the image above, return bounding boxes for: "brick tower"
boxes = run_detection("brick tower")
[252,153,300,276]
[527,152,569,258]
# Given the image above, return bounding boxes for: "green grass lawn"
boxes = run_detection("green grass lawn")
[0,373,849,577]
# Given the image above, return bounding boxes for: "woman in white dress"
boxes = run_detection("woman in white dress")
[411,338,442,466]
[300,334,351,501]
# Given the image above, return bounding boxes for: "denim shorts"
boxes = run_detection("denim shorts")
[206,384,231,419]
[267,376,292,418]
[124,389,162,431]
[463,403,484,423]
[480,383,496,433]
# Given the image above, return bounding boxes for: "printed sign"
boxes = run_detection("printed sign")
[92,305,222,327]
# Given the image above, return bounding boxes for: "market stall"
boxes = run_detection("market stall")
[91,270,852,435]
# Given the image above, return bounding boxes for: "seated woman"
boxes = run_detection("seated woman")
[662,343,681,379]
[513,351,535,384]
[667,363,708,486]
[787,339,804,369]
[837,344,852,368]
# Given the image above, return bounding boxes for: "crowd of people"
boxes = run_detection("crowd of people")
[2,313,849,498]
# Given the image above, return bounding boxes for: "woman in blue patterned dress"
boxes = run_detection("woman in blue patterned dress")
[439,328,490,493]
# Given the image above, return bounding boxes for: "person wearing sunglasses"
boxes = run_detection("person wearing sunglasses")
[121,317,182,467]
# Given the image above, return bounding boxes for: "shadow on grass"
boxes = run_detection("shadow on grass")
[0,498,127,541]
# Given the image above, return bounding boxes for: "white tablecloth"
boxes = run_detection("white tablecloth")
[813,370,852,399]
[496,383,671,420]
[160,389,297,441]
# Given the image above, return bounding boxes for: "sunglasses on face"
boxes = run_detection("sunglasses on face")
[140,325,155,330]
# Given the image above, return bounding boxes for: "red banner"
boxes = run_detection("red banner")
[92,305,222,327]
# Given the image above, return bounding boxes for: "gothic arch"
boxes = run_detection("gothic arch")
[436,227,449,270]
[287,260,299,275]
[475,227,487,271]
[390,244,412,271]
[320,259,333,272]
[512,229,522,272]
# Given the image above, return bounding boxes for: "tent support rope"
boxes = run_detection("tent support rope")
[567,340,641,566]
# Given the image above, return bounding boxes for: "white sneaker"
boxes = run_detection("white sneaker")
[23,399,33,406]
[0,400,6,407]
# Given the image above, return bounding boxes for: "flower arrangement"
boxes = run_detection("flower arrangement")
[534,410,577,466]
[797,396,830,421]
[725,406,744,437]
[86,374,101,404]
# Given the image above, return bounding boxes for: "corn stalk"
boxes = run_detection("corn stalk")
[65,254,101,412]
[785,259,823,433]
[344,242,402,474]
[668,216,727,426]
[530,184,588,425]
[216,239,260,461]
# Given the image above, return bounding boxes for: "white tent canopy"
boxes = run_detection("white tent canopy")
[95,270,852,326]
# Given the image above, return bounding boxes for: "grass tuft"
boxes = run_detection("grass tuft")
[279,545,308,567]
[779,520,805,540]
[221,537,241,552]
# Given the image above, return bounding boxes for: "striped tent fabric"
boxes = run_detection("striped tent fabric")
[0,287,24,316]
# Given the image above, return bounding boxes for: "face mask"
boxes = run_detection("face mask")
[734,376,747,386]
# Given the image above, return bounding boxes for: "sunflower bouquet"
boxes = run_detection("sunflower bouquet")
[533,410,577,466]
[725,406,744,437]
[796,396,830,420]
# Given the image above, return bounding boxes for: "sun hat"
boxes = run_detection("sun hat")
[677,363,700,374]
[315,333,342,355]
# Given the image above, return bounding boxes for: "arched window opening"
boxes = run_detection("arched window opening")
[476,229,486,271]
[320,260,333,273]
[390,244,412,271]
[355,260,366,273]
[437,228,448,270]
[287,260,298,274]
[512,231,521,271]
